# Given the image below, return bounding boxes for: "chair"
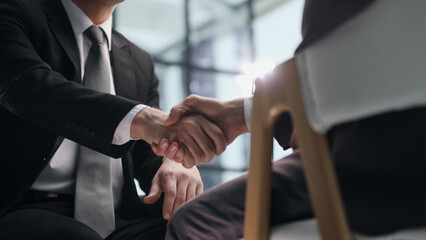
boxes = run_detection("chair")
[243,1,426,239]
[243,59,426,240]
[243,58,351,240]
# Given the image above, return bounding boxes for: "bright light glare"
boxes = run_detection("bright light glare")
[235,74,253,97]
[242,59,276,78]
[236,59,276,96]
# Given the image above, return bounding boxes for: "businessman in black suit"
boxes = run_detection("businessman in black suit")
[0,0,226,239]
[161,0,426,239]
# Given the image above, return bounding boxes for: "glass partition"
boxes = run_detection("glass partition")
[115,0,303,190]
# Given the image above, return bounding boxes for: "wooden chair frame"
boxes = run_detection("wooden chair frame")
[243,58,352,240]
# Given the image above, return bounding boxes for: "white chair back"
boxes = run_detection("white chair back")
[296,0,426,133]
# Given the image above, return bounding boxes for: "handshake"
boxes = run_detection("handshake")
[130,95,249,168]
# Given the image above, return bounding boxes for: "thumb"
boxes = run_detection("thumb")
[143,177,162,204]
[164,107,187,127]
[151,143,159,155]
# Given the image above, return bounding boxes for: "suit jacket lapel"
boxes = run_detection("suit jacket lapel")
[111,32,137,100]
[44,0,81,83]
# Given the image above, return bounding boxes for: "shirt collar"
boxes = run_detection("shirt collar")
[61,0,113,50]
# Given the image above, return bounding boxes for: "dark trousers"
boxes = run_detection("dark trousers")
[0,196,167,240]
[166,107,426,240]
[166,153,311,240]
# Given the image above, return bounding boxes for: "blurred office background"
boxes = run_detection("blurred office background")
[115,0,303,190]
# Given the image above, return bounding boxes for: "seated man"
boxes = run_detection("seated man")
[0,0,225,239]
[156,0,426,239]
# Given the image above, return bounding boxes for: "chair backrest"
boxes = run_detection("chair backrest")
[243,58,351,240]
[243,1,426,239]
[297,0,426,133]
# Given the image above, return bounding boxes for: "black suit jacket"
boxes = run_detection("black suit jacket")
[0,0,163,218]
[297,0,375,52]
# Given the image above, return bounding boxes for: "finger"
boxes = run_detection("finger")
[143,176,161,204]
[164,95,200,127]
[196,182,204,196]
[198,118,227,156]
[151,143,160,155]
[164,107,188,127]
[164,141,179,160]
[182,119,216,165]
[185,182,197,202]
[182,160,195,169]
[179,144,196,168]
[174,126,203,166]
[162,175,177,220]
[175,149,185,163]
[159,138,170,152]
[171,178,190,218]
[151,138,170,156]
[181,134,207,166]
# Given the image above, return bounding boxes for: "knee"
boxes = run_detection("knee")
[169,202,192,227]
[166,203,194,239]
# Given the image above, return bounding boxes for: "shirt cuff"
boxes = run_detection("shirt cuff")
[244,97,253,132]
[112,104,148,145]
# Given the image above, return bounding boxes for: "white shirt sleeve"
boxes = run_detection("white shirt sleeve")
[244,97,253,132]
[112,104,148,145]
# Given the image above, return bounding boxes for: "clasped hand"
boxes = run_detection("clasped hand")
[131,106,227,167]
[130,106,227,220]
[152,95,249,168]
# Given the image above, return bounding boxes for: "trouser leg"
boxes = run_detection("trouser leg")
[0,197,167,240]
[166,151,312,240]
[0,206,103,240]
[106,217,167,240]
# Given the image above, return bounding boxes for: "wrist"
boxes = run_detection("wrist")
[227,98,249,134]
[130,107,150,140]
[130,107,168,144]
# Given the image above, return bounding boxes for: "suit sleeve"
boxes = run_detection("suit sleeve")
[123,48,163,193]
[0,0,138,158]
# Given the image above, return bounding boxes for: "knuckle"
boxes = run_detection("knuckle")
[180,173,190,181]
[176,195,186,203]
[186,95,199,108]
[182,120,196,130]
[184,96,195,107]
[165,188,176,196]
[161,170,175,179]
[187,94,197,102]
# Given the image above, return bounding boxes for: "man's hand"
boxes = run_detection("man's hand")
[152,95,249,167]
[143,158,203,220]
[130,107,227,167]
[165,95,248,143]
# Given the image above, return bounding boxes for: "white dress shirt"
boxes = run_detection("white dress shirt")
[31,0,147,208]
